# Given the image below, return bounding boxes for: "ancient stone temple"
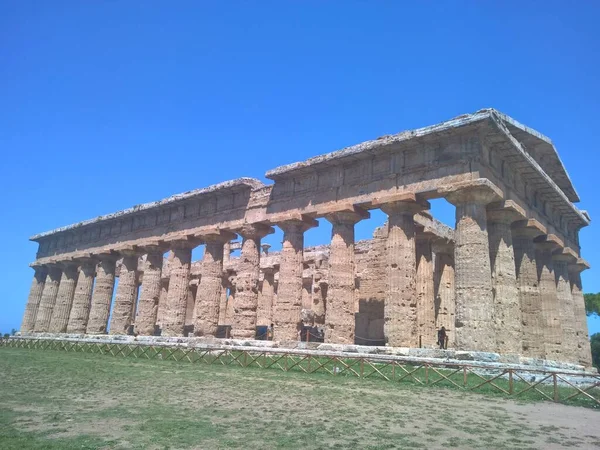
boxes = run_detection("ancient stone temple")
[19,109,593,366]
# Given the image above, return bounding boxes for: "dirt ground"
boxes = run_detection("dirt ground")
[0,348,598,449]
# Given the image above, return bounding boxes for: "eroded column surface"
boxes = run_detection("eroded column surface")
[156,279,169,328]
[379,199,425,347]
[21,266,48,332]
[416,233,436,347]
[512,221,546,358]
[257,268,275,326]
[33,265,62,332]
[163,242,194,337]
[86,257,117,334]
[66,260,96,333]
[487,201,525,355]
[445,184,501,352]
[194,233,233,337]
[136,249,164,336]
[569,261,592,367]
[553,251,578,363]
[273,219,317,341]
[109,254,139,335]
[534,238,563,361]
[325,209,369,344]
[433,245,455,347]
[232,224,273,339]
[48,263,79,333]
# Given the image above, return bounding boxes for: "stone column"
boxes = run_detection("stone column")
[218,277,230,326]
[568,260,592,367]
[416,232,436,347]
[273,218,317,341]
[534,236,563,361]
[257,267,275,326]
[487,201,525,355]
[194,231,235,337]
[444,182,502,352]
[86,256,117,334]
[135,247,164,336]
[48,263,79,333]
[156,279,169,328]
[20,265,48,332]
[553,249,578,363]
[232,224,274,339]
[66,259,96,333]
[109,253,139,335]
[313,274,327,325]
[162,240,196,337]
[33,265,62,332]
[433,242,455,347]
[512,220,546,358]
[324,208,369,344]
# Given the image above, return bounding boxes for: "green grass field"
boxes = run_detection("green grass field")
[1,347,599,449]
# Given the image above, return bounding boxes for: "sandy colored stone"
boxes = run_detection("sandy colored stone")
[86,258,117,334]
[535,244,562,360]
[21,266,48,332]
[568,267,592,367]
[433,248,455,347]
[48,264,79,333]
[163,243,193,337]
[416,234,435,347]
[110,255,139,335]
[257,268,275,326]
[135,250,163,336]
[553,256,578,363]
[66,260,96,333]
[33,265,62,333]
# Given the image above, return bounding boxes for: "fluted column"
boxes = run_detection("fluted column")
[433,242,455,347]
[163,240,196,337]
[324,208,369,344]
[156,279,169,328]
[136,247,164,336]
[21,265,48,332]
[273,218,317,341]
[512,220,546,358]
[416,232,436,347]
[257,267,275,326]
[66,259,96,333]
[487,201,525,354]
[33,265,62,332]
[553,250,578,363]
[109,253,139,335]
[568,260,592,367]
[194,232,235,337]
[48,263,79,333]
[534,236,563,360]
[86,256,117,334]
[445,182,501,352]
[232,224,274,339]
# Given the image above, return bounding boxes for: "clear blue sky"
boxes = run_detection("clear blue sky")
[1,1,599,337]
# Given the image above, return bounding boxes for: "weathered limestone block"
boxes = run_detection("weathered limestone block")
[21,266,48,332]
[257,267,275,326]
[218,278,230,325]
[445,182,502,352]
[86,257,117,334]
[66,260,96,333]
[553,251,578,363]
[33,265,62,332]
[110,254,139,335]
[512,221,546,358]
[433,246,455,347]
[379,198,426,347]
[48,263,79,333]
[273,219,317,341]
[232,224,273,339]
[156,279,169,327]
[324,208,369,344]
[568,261,592,367]
[163,241,195,337]
[135,249,164,336]
[534,238,563,360]
[416,233,436,347]
[313,276,327,325]
[487,201,525,355]
[194,232,234,337]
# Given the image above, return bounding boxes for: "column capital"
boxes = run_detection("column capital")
[512,218,547,238]
[277,216,319,233]
[29,263,49,275]
[568,258,591,275]
[164,235,202,250]
[442,179,503,206]
[487,200,527,224]
[324,206,370,225]
[552,246,579,263]
[236,223,275,239]
[372,192,430,216]
[534,234,564,252]
[198,229,238,244]
[432,238,454,255]
[94,250,121,263]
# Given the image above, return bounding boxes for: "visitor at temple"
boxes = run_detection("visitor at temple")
[267,323,274,341]
[437,327,447,349]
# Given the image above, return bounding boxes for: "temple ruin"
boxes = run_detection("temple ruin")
[19,109,593,367]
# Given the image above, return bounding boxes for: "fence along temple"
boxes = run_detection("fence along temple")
[19,109,593,367]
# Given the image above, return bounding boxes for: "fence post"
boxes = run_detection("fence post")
[463,367,467,387]
[508,369,514,395]
[308,354,311,373]
[425,365,429,384]
[243,351,248,368]
[553,373,559,402]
